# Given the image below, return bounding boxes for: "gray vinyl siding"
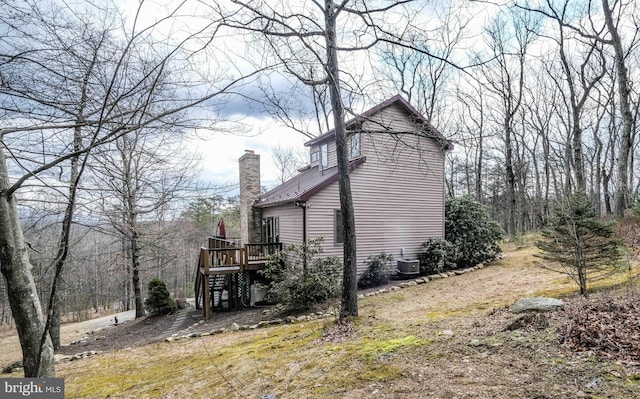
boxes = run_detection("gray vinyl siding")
[306,182,342,259]
[352,104,445,273]
[308,103,446,275]
[262,203,304,246]
[263,102,446,276]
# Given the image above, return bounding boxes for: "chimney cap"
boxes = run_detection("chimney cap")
[245,149,255,154]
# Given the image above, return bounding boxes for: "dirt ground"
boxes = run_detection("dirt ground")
[2,244,640,398]
[55,305,269,355]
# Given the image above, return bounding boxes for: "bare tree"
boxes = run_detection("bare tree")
[477,9,538,234]
[0,0,256,376]
[271,144,305,184]
[602,0,637,215]
[89,127,201,318]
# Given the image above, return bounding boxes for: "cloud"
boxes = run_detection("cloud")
[192,117,308,190]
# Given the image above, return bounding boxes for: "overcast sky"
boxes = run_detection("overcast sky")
[119,0,502,194]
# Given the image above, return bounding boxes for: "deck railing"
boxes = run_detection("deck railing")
[195,240,282,319]
[244,242,282,264]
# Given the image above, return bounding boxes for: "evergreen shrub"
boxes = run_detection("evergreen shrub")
[145,277,178,315]
[417,238,456,275]
[358,252,395,288]
[260,238,341,310]
[445,195,504,268]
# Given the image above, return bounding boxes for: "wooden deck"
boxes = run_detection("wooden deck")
[194,238,282,320]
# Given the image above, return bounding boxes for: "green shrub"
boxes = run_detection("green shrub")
[417,238,456,275]
[358,253,395,288]
[145,277,177,315]
[445,195,504,268]
[259,238,341,310]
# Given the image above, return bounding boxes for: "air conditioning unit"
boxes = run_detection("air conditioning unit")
[397,259,419,275]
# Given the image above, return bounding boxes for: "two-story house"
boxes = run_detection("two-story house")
[238,95,452,275]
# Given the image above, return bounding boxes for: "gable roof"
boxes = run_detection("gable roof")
[304,94,451,150]
[254,157,366,208]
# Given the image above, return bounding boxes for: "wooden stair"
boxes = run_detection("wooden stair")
[194,238,283,320]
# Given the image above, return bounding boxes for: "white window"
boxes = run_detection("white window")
[321,143,328,168]
[311,150,319,163]
[350,133,361,158]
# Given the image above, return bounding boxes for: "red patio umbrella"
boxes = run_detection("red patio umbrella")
[216,219,226,239]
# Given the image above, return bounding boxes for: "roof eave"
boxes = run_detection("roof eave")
[253,157,366,208]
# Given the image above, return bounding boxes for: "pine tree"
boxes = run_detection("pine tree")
[145,278,177,315]
[536,192,625,297]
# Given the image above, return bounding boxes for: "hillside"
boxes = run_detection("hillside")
[3,241,640,398]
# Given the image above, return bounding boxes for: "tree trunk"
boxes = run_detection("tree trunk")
[49,291,61,350]
[0,149,55,377]
[130,227,145,318]
[325,0,357,319]
[505,122,517,235]
[603,0,634,216]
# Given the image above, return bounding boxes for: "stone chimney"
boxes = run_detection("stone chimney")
[239,150,262,245]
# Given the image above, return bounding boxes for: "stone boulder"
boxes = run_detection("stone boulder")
[512,297,564,313]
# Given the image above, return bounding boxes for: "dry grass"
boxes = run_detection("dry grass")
[4,238,640,398]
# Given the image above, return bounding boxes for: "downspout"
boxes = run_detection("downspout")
[295,200,308,272]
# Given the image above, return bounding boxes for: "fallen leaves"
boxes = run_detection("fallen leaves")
[557,296,640,364]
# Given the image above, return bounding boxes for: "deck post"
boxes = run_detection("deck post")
[201,248,212,320]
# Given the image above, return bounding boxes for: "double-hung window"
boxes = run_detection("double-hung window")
[350,133,361,158]
[321,143,328,168]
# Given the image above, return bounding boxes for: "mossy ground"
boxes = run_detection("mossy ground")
[11,237,640,397]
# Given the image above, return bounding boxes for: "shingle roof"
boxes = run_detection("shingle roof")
[254,157,366,208]
[304,94,450,148]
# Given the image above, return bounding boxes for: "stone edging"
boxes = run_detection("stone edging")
[164,264,485,343]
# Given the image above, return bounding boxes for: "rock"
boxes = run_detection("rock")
[390,286,401,291]
[211,328,225,335]
[230,323,240,331]
[258,320,271,328]
[2,361,23,374]
[428,274,441,280]
[503,313,549,331]
[165,337,174,342]
[586,377,605,390]
[512,297,565,313]
[285,316,297,324]
[357,294,365,299]
[249,324,259,330]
